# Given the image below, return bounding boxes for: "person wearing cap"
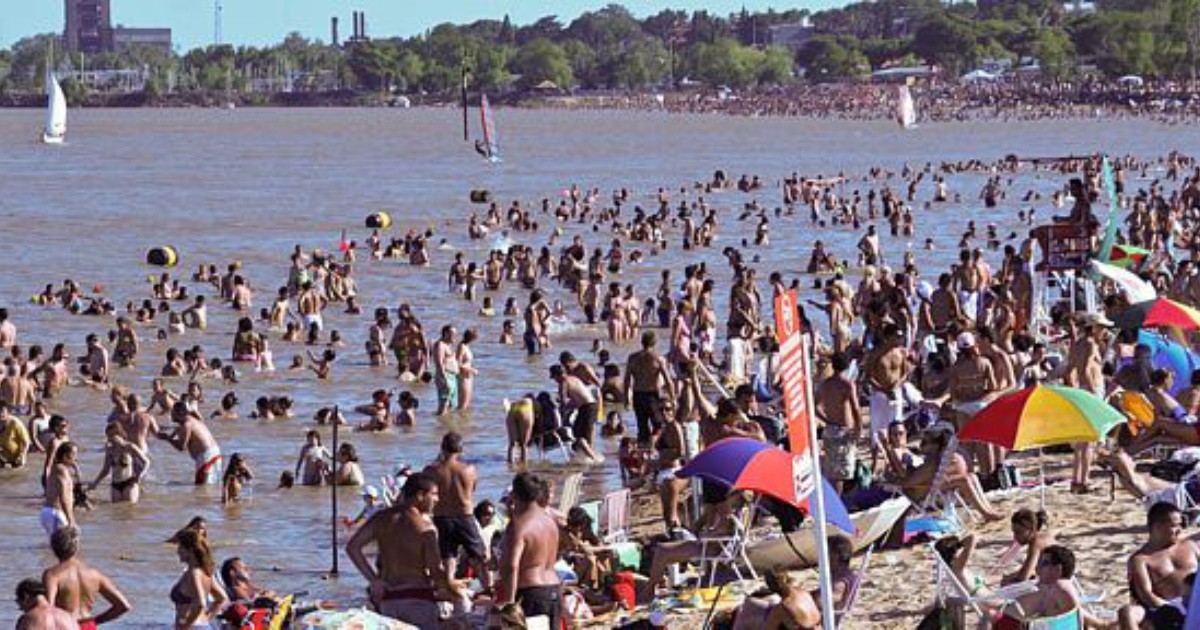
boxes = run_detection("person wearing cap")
[345,485,386,528]
[156,401,223,485]
[947,331,999,425]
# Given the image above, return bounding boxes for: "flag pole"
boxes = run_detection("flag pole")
[801,335,836,630]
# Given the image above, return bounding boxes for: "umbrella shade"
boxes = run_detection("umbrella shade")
[1115,298,1200,331]
[959,385,1126,450]
[1108,243,1150,269]
[678,437,854,533]
[1090,260,1156,303]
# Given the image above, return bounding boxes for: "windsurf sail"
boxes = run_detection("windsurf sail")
[478,93,501,163]
[897,85,916,130]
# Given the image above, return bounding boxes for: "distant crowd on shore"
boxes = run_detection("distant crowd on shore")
[523,77,1200,123]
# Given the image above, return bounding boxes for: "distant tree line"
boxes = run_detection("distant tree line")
[1,0,1199,100]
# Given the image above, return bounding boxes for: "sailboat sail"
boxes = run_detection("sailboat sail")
[897,85,916,130]
[43,72,67,144]
[477,94,501,163]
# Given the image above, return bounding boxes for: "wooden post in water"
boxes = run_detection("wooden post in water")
[460,61,469,142]
[330,405,340,576]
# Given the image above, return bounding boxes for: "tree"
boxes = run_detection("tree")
[510,38,573,89]
[757,46,795,84]
[1031,27,1073,77]
[796,36,869,82]
[911,13,981,75]
[610,37,669,89]
[345,41,397,90]
[691,38,758,88]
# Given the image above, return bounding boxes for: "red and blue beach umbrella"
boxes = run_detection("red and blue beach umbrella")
[678,437,855,533]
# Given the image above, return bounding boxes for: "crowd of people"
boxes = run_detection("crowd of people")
[527,77,1200,124]
[10,140,1200,628]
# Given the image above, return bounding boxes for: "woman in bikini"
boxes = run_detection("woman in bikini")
[89,423,149,504]
[169,529,228,629]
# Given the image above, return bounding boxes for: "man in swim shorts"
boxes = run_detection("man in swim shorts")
[495,473,561,630]
[157,402,222,485]
[433,325,460,416]
[426,433,490,591]
[347,472,457,627]
[297,281,326,333]
[42,442,77,538]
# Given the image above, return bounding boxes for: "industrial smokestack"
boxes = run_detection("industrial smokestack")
[331,17,339,46]
[360,12,366,39]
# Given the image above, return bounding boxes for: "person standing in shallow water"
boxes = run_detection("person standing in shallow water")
[456,329,478,411]
[433,325,460,416]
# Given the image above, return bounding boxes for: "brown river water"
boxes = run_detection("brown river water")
[0,107,1195,625]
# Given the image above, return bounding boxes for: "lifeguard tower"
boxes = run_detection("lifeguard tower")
[1029,222,1097,336]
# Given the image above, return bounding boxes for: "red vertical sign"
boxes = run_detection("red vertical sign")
[774,288,816,502]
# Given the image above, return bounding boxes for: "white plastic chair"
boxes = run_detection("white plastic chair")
[697,507,759,588]
[598,487,631,544]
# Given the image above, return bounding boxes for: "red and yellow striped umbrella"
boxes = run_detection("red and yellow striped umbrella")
[959,385,1125,450]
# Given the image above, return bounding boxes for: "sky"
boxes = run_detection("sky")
[3,1,849,51]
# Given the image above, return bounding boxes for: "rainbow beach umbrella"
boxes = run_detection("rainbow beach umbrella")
[1114,297,1200,332]
[960,385,1125,506]
[959,385,1125,450]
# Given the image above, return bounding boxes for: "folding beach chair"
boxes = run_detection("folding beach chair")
[557,472,583,514]
[697,506,759,588]
[931,543,1037,627]
[598,487,632,544]
[835,544,875,628]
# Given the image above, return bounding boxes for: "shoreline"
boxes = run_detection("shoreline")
[4,89,1199,125]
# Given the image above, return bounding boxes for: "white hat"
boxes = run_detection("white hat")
[957,332,977,350]
[917,281,933,300]
[362,485,381,499]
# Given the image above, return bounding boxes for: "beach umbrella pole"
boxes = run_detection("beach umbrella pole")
[1039,448,1046,511]
[330,405,340,576]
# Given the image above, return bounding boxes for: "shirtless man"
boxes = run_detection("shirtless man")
[81,334,109,386]
[346,471,454,627]
[1063,314,1109,494]
[42,527,130,628]
[433,325,459,416]
[0,308,16,349]
[180,295,207,330]
[948,332,998,428]
[116,393,160,454]
[815,352,862,493]
[523,289,551,356]
[857,224,882,266]
[863,324,912,468]
[15,578,79,630]
[952,249,988,325]
[551,365,602,463]
[0,359,35,413]
[297,281,326,334]
[425,433,490,591]
[1118,502,1200,629]
[156,402,222,485]
[42,442,76,538]
[623,331,678,446]
[928,273,962,338]
[496,472,561,630]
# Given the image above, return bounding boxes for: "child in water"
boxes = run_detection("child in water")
[222,453,254,505]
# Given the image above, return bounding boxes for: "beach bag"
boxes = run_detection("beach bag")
[916,604,954,630]
[981,463,1022,492]
[1151,459,1198,482]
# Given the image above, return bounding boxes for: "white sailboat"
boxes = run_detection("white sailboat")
[896,85,917,130]
[42,72,67,144]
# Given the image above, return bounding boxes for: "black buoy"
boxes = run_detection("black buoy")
[469,190,492,204]
[146,246,178,267]
[365,212,392,229]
